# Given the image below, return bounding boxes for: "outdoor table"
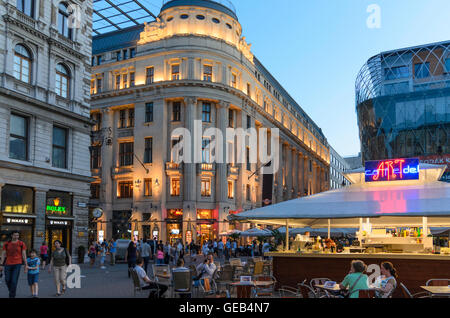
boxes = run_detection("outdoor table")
[315,284,343,297]
[231,281,273,298]
[420,286,450,297]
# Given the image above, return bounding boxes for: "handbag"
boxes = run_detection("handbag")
[340,273,364,298]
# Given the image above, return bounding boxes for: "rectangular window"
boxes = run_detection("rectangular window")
[247,115,251,129]
[118,181,133,199]
[17,0,35,18]
[130,72,135,87]
[172,64,180,80]
[228,109,234,128]
[231,73,237,88]
[119,109,126,128]
[202,102,211,122]
[130,48,136,58]
[144,178,152,197]
[201,179,211,197]
[90,79,95,94]
[246,184,251,201]
[246,147,251,171]
[144,138,152,164]
[97,56,102,65]
[91,113,102,132]
[90,184,100,200]
[171,137,182,163]
[9,113,28,161]
[384,66,409,80]
[228,181,234,199]
[203,65,212,81]
[415,62,430,78]
[128,109,134,128]
[119,142,134,166]
[115,74,121,90]
[247,83,251,97]
[309,159,312,172]
[96,78,102,93]
[52,126,67,169]
[202,138,210,163]
[145,102,153,123]
[91,145,101,169]
[122,73,128,89]
[116,51,122,61]
[123,50,128,60]
[172,102,181,122]
[446,58,450,73]
[171,178,180,196]
[146,67,154,84]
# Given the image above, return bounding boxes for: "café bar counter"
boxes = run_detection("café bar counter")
[266,252,450,297]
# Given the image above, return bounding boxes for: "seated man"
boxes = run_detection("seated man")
[134,257,168,299]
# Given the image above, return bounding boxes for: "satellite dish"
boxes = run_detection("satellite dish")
[93,208,103,219]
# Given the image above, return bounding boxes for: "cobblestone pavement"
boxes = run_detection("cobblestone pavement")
[0,262,149,298]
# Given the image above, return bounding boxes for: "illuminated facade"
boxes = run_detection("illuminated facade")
[90,0,330,244]
[329,146,350,190]
[0,0,92,257]
[356,41,450,182]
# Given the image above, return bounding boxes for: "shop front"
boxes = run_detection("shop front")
[45,191,74,256]
[197,209,218,245]
[166,209,183,245]
[112,210,132,240]
[0,185,35,250]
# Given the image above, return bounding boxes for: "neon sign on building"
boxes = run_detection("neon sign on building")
[365,158,420,182]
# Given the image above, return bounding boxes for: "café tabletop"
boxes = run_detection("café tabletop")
[420,286,450,296]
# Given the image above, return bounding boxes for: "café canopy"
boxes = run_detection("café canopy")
[229,163,450,229]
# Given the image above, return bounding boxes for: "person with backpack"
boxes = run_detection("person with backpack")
[48,240,71,296]
[0,230,27,298]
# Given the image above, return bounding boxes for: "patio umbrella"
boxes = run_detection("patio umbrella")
[219,229,242,236]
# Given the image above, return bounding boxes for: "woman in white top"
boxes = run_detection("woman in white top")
[375,261,398,298]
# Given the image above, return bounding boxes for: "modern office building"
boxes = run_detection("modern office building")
[89,0,330,244]
[344,153,363,170]
[329,147,350,190]
[356,41,450,182]
[0,0,92,259]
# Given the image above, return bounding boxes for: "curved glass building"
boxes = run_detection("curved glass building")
[356,41,450,182]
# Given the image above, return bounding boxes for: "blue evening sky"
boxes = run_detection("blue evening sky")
[230,0,450,157]
[98,0,450,157]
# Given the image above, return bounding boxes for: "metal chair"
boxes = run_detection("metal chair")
[426,279,450,286]
[310,277,332,298]
[215,267,234,295]
[400,282,430,298]
[297,281,317,298]
[253,275,277,298]
[129,268,158,297]
[278,286,301,298]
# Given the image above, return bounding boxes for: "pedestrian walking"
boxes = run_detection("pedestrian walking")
[26,250,40,298]
[39,242,48,270]
[48,240,71,296]
[99,242,107,269]
[0,230,27,298]
[125,241,138,278]
[156,246,164,265]
[140,239,151,274]
[88,242,96,267]
[109,238,117,266]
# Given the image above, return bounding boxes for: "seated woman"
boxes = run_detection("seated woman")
[340,260,370,298]
[374,262,398,298]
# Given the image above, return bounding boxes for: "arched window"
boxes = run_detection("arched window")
[55,64,70,98]
[58,2,72,39]
[16,0,35,18]
[14,44,32,83]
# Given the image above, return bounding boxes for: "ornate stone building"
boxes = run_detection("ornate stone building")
[0,0,92,259]
[90,0,329,244]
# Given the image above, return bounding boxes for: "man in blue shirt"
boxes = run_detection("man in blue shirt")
[109,238,117,266]
[26,250,40,298]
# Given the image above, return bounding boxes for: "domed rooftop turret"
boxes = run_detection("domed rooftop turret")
[161,0,238,21]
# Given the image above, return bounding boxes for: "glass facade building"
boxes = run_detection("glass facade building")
[356,41,450,182]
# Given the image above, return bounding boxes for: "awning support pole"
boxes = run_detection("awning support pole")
[422,217,428,237]
[328,219,331,239]
[285,220,289,251]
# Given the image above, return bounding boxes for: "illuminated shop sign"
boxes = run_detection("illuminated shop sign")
[49,220,69,226]
[365,158,420,182]
[46,198,67,216]
[6,218,32,225]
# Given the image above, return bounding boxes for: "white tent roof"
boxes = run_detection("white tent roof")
[239,228,272,237]
[230,164,450,228]
[276,227,357,237]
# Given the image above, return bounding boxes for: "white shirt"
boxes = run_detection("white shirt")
[140,243,151,258]
[135,265,148,287]
[196,262,217,280]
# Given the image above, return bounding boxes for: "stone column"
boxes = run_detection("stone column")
[73,194,90,260]
[298,153,304,197]
[292,150,298,198]
[276,142,284,203]
[216,101,229,236]
[286,145,293,200]
[101,107,114,240]
[34,188,48,251]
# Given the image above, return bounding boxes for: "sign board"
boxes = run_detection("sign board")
[98,230,104,243]
[5,218,33,225]
[365,158,420,182]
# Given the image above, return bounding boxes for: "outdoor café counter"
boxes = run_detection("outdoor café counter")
[266,252,450,297]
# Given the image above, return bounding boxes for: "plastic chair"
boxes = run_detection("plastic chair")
[400,283,430,298]
[172,270,192,298]
[253,261,264,276]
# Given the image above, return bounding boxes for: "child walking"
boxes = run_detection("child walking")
[26,250,40,298]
